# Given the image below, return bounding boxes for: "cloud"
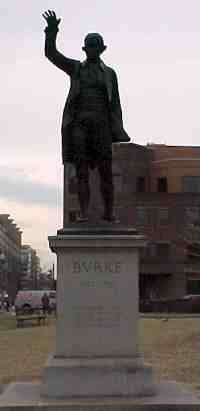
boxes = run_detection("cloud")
[0,166,61,207]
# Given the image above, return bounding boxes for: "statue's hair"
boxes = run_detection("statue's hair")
[84,33,106,51]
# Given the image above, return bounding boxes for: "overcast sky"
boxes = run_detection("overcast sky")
[1,0,200,269]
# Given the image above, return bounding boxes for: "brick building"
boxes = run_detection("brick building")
[66,143,200,299]
[0,214,22,303]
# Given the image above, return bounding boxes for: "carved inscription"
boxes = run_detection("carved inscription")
[72,305,121,327]
[72,260,121,274]
[72,259,122,288]
[80,279,113,288]
[71,259,123,328]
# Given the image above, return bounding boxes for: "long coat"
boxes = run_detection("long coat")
[45,31,130,163]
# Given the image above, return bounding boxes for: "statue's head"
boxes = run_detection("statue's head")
[82,33,107,60]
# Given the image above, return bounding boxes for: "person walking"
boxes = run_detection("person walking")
[42,292,50,315]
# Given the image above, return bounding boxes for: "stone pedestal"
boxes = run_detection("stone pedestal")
[41,225,155,398]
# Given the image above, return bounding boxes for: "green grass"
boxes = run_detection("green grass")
[0,314,56,384]
[1,314,200,395]
[0,314,17,331]
[139,318,200,394]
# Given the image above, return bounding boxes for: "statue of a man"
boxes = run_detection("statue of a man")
[43,10,130,222]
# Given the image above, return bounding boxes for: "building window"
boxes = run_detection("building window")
[157,243,169,258]
[145,242,169,258]
[146,242,157,257]
[187,276,200,294]
[183,176,200,193]
[157,177,168,192]
[187,243,200,260]
[185,207,200,225]
[158,208,169,225]
[136,177,145,192]
[135,207,148,225]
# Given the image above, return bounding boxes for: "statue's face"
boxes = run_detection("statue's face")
[83,38,102,60]
[85,46,101,60]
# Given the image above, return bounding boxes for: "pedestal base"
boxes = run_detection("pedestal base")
[41,355,155,398]
[1,381,199,410]
[49,226,145,359]
[46,226,152,399]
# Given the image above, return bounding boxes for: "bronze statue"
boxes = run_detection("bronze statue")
[43,10,130,222]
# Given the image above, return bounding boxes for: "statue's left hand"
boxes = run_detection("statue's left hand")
[42,10,61,31]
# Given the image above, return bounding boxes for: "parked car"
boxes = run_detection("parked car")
[140,294,200,313]
[14,290,56,314]
[183,294,200,301]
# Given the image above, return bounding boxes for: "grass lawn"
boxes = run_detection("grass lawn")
[140,317,200,394]
[0,314,56,385]
[0,314,200,394]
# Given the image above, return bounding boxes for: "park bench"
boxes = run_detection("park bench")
[16,313,47,327]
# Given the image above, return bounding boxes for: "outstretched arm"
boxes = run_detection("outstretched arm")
[42,10,78,75]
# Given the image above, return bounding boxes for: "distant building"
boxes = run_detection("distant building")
[0,214,22,303]
[20,245,41,290]
[66,142,200,299]
[37,270,54,290]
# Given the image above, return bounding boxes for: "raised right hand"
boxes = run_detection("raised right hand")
[42,10,61,30]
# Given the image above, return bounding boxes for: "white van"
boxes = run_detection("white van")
[14,290,56,313]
